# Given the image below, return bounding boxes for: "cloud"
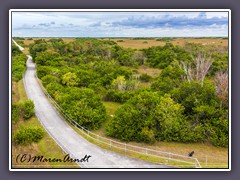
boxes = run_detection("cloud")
[111,12,228,28]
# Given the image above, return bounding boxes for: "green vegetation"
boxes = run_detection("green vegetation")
[28,38,228,149]
[12,100,35,123]
[13,127,44,145]
[12,44,28,81]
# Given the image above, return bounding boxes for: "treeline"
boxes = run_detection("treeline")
[29,38,228,147]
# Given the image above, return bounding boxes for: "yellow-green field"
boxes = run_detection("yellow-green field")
[109,38,228,49]
[22,37,228,51]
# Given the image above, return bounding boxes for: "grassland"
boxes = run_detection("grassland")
[11,80,79,168]
[22,37,228,52]
[107,37,228,49]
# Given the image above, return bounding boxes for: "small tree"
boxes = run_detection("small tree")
[111,76,127,91]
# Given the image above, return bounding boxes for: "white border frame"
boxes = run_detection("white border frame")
[9,9,231,171]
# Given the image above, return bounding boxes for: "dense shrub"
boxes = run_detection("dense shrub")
[57,88,107,130]
[139,73,152,82]
[13,127,44,145]
[12,54,27,81]
[107,92,187,143]
[103,90,134,103]
[18,100,35,120]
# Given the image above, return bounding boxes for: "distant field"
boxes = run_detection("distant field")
[22,37,228,51]
[109,38,228,49]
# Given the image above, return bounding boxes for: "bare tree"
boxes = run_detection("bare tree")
[180,53,213,86]
[215,71,228,104]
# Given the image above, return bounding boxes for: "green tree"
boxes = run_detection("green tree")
[62,72,79,87]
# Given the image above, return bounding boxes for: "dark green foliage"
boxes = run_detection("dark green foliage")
[156,37,174,42]
[29,39,48,59]
[139,73,152,82]
[107,92,187,143]
[208,117,228,147]
[103,90,134,103]
[35,51,61,66]
[12,54,27,81]
[144,43,191,69]
[13,127,44,145]
[12,44,22,56]
[171,80,219,117]
[151,64,184,93]
[37,66,54,79]
[57,88,107,130]
[41,75,61,87]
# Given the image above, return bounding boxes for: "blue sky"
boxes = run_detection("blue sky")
[12,11,229,37]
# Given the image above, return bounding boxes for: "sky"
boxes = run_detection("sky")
[11,11,229,37]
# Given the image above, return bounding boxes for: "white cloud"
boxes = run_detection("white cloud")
[11,11,229,37]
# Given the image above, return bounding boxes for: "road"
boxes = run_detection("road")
[12,39,24,51]
[23,55,171,168]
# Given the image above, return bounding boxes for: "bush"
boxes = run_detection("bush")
[104,90,133,103]
[13,127,44,145]
[58,88,107,130]
[19,100,35,120]
[107,92,186,143]
[139,73,152,82]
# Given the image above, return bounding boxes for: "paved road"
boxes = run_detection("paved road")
[12,39,24,51]
[23,55,171,168]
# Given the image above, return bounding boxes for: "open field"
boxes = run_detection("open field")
[107,37,228,49]
[11,80,79,168]
[21,37,228,51]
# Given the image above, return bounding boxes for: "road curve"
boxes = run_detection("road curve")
[23,55,170,168]
[12,39,24,51]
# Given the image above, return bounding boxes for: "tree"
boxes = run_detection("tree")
[107,91,186,143]
[111,76,127,91]
[62,72,79,87]
[29,40,48,60]
[57,88,107,130]
[151,64,184,93]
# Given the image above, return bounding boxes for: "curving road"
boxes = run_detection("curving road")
[12,39,24,51]
[23,55,170,168]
